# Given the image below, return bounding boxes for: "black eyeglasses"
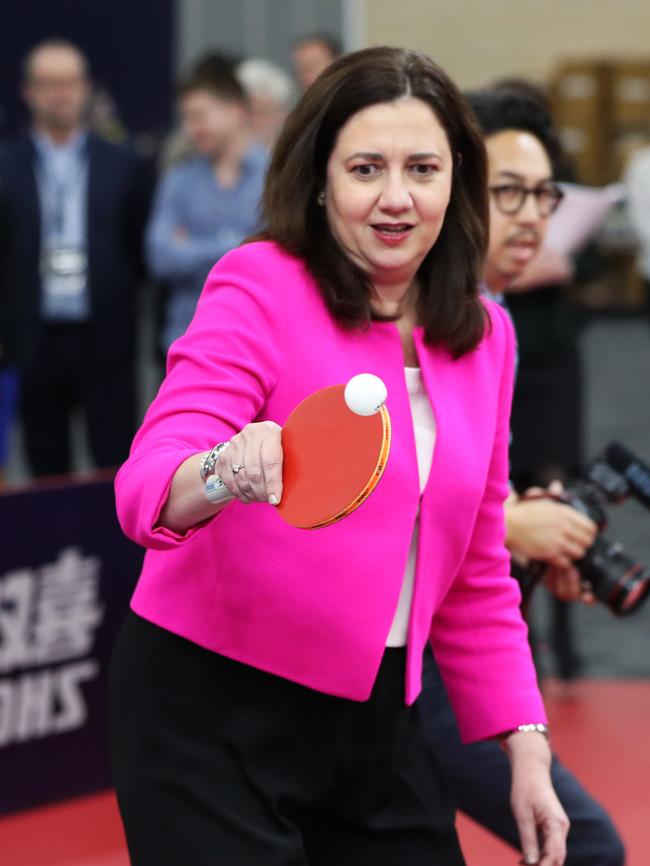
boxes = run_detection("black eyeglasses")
[489,183,564,217]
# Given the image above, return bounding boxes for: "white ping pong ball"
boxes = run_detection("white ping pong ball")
[344,374,388,416]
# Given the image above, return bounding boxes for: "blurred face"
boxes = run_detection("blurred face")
[23,46,89,132]
[180,89,247,158]
[484,130,554,291]
[293,40,335,91]
[324,97,453,293]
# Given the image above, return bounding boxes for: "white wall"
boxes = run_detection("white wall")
[360,0,650,87]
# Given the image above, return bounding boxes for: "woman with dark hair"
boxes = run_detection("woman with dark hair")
[110,47,568,866]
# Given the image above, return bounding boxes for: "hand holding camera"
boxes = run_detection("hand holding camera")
[511,443,650,616]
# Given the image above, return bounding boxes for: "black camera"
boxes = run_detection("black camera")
[517,442,650,616]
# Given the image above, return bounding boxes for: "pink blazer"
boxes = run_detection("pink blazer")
[115,241,546,743]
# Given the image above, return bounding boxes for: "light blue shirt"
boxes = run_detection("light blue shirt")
[146,146,268,350]
[33,130,90,321]
[480,281,518,376]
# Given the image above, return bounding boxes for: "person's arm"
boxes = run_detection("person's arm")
[145,168,246,281]
[158,421,283,534]
[115,243,288,549]
[505,490,597,569]
[505,483,598,602]
[502,731,569,866]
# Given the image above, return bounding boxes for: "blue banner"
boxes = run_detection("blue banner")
[0,475,142,814]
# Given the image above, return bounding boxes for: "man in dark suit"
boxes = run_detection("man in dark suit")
[0,39,152,477]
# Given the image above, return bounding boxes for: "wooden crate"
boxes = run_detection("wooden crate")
[550,61,612,185]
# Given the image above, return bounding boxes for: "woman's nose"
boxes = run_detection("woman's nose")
[378,173,413,211]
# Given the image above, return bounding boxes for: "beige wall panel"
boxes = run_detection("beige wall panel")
[361,0,650,87]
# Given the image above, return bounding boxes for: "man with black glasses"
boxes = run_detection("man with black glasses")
[419,88,625,866]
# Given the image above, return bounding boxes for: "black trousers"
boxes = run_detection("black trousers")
[20,323,136,477]
[108,613,464,866]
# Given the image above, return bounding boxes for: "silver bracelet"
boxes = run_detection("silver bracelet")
[199,441,231,481]
[500,722,549,749]
[204,474,235,505]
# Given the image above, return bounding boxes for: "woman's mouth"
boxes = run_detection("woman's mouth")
[371,223,414,244]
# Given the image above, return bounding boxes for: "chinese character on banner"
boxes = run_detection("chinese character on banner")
[32,548,104,667]
[0,548,104,674]
[0,570,34,674]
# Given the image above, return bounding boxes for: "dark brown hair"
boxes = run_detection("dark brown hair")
[177,52,246,105]
[468,81,564,170]
[256,46,489,357]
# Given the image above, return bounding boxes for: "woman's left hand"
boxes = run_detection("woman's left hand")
[503,732,570,865]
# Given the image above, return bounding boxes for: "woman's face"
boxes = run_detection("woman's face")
[324,97,453,291]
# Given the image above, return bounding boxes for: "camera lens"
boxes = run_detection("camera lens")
[580,536,650,616]
[612,565,650,614]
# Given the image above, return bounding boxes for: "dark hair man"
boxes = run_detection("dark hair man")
[146,57,267,351]
[419,88,625,866]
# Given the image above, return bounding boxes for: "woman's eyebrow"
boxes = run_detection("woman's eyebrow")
[347,151,384,161]
[346,150,442,161]
[407,152,442,161]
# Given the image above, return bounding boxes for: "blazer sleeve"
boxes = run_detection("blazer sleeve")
[114,243,287,550]
[429,302,547,743]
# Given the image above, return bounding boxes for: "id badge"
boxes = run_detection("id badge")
[41,247,88,298]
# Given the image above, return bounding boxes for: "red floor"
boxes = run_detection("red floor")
[1,678,648,866]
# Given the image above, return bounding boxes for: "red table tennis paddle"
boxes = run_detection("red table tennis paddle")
[204,376,391,529]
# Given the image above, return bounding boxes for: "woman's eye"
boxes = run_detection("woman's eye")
[411,164,436,177]
[352,164,379,177]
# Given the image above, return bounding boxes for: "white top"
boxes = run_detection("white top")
[386,366,437,646]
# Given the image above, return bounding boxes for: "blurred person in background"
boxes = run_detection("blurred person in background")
[418,87,624,866]
[146,58,267,353]
[236,58,294,147]
[491,79,599,682]
[0,39,152,478]
[624,142,650,313]
[292,32,341,92]
[158,52,240,172]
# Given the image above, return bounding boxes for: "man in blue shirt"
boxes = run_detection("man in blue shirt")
[146,61,267,352]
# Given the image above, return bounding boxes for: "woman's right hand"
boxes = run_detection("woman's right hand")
[214,421,284,506]
[158,422,283,535]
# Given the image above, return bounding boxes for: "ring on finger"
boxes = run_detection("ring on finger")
[231,464,245,475]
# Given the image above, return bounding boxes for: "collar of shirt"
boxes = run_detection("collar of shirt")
[200,143,269,188]
[32,128,89,163]
[478,280,505,305]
